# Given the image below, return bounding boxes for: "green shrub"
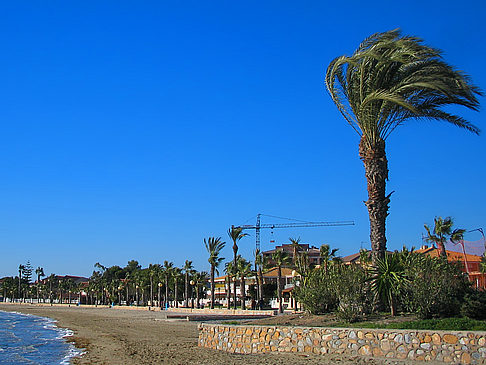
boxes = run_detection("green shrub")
[293,269,337,315]
[331,264,372,322]
[401,255,469,319]
[461,290,486,320]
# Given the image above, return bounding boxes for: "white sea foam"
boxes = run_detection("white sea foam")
[0,309,85,364]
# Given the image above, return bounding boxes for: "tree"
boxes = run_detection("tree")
[272,249,290,313]
[162,261,174,308]
[148,264,160,306]
[18,264,25,300]
[326,30,481,264]
[320,244,339,274]
[172,267,182,308]
[254,248,268,304]
[236,256,253,310]
[193,271,208,308]
[289,237,301,265]
[424,216,465,259]
[228,226,248,309]
[183,260,194,307]
[35,267,45,302]
[204,236,225,309]
[224,261,235,309]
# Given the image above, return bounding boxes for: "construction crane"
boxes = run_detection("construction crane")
[234,213,355,251]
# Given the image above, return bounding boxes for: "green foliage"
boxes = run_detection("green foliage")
[461,290,486,320]
[332,264,372,322]
[400,254,469,319]
[293,269,337,315]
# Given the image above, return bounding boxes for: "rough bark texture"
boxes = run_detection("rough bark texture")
[240,276,246,310]
[233,245,238,309]
[277,267,283,314]
[226,278,231,309]
[359,136,390,264]
[210,266,215,309]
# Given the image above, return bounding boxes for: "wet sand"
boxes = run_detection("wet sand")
[0,304,422,364]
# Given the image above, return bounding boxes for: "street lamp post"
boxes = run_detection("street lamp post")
[135,285,139,306]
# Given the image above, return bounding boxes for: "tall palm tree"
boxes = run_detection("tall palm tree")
[35,267,45,302]
[204,236,225,309]
[236,256,253,310]
[228,226,248,309]
[424,216,465,259]
[148,263,158,306]
[272,249,290,314]
[162,261,174,308]
[18,264,25,300]
[193,271,209,308]
[172,267,182,308]
[326,30,481,264]
[224,262,235,309]
[255,248,269,306]
[183,260,194,307]
[289,237,301,264]
[320,244,339,274]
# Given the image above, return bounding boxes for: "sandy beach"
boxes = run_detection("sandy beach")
[0,304,426,364]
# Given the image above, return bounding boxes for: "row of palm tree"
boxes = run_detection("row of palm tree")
[86,260,209,308]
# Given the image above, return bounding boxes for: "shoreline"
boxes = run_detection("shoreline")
[0,303,420,364]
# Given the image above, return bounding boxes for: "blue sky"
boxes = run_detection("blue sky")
[0,1,485,277]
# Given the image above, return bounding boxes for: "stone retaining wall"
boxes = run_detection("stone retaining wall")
[198,323,486,364]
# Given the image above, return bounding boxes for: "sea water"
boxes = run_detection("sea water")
[0,310,83,364]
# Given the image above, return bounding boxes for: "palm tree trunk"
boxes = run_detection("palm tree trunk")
[196,285,200,308]
[232,277,237,309]
[240,276,246,310]
[258,268,264,303]
[185,273,189,307]
[359,137,390,264]
[175,281,179,308]
[210,266,215,309]
[150,277,154,306]
[277,266,283,314]
[233,246,237,309]
[226,276,231,309]
[165,277,169,308]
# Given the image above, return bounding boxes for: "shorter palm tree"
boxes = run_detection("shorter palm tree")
[229,226,249,309]
[236,256,253,310]
[173,267,182,308]
[224,262,235,309]
[320,244,339,274]
[424,217,465,259]
[272,249,290,314]
[289,237,301,264]
[193,271,209,308]
[183,260,194,307]
[162,261,174,308]
[35,267,45,302]
[205,237,225,309]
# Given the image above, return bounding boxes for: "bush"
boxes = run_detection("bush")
[461,290,486,320]
[402,255,469,319]
[293,269,337,315]
[331,264,372,322]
